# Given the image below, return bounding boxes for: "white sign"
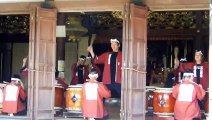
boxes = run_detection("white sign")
[58,60,65,72]
[56,25,66,37]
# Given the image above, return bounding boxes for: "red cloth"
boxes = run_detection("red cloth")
[20,67,28,76]
[56,78,68,90]
[172,80,206,120]
[82,80,111,118]
[70,63,89,85]
[177,62,209,90]
[94,51,122,84]
[2,82,26,114]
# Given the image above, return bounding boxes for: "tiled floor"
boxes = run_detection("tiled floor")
[55,99,121,120]
[55,99,156,120]
[0,107,207,120]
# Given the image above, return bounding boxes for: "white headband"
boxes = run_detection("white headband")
[79,58,86,61]
[88,74,98,79]
[183,73,194,76]
[195,50,203,55]
[11,78,21,81]
[110,38,119,44]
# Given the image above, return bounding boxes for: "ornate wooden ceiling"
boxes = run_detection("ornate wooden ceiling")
[148,11,209,29]
[0,0,209,13]
[0,10,209,34]
[0,15,29,34]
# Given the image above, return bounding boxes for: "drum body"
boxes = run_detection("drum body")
[146,86,158,111]
[204,88,209,116]
[54,84,64,110]
[153,88,175,116]
[0,83,6,109]
[66,84,82,111]
[0,87,3,109]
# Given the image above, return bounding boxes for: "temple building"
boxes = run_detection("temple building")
[0,0,211,120]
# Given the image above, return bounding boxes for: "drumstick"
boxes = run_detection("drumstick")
[89,34,96,47]
[174,46,179,61]
[88,34,96,69]
[174,46,182,82]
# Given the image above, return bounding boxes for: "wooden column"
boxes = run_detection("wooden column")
[209,1,212,119]
[194,11,203,50]
[56,13,65,62]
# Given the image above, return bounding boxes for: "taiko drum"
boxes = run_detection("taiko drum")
[66,84,82,111]
[146,86,158,111]
[54,84,64,110]
[204,88,209,116]
[153,88,175,116]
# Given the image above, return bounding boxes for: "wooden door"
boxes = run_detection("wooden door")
[28,7,57,120]
[121,3,147,120]
[28,7,36,119]
[209,0,212,118]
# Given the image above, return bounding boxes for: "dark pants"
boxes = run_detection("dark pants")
[198,99,204,110]
[16,96,27,116]
[106,83,121,98]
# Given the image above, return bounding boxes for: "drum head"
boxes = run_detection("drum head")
[154,88,173,93]
[68,84,82,89]
[55,84,63,88]
[146,86,158,91]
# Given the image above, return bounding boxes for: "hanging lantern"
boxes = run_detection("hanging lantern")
[66,16,88,42]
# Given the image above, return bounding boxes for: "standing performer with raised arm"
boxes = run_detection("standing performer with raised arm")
[87,38,122,98]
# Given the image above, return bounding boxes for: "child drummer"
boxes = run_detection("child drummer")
[172,69,206,120]
[82,68,111,120]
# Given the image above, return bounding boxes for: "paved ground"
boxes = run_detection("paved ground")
[54,99,156,120]
[55,99,121,120]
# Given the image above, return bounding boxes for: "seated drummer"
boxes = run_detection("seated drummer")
[2,74,27,116]
[172,69,205,120]
[82,68,111,120]
[55,68,68,91]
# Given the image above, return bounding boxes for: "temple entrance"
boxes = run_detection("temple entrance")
[0,1,210,120]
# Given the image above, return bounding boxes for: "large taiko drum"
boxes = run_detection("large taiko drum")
[66,84,82,111]
[153,88,175,116]
[204,88,209,117]
[54,84,64,110]
[0,83,6,109]
[146,86,158,112]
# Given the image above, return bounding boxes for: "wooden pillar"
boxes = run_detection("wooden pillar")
[194,11,203,50]
[209,1,212,119]
[56,13,65,62]
[56,13,65,73]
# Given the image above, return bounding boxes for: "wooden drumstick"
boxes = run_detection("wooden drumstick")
[88,34,96,69]
[89,34,96,47]
[174,46,182,82]
[174,46,179,61]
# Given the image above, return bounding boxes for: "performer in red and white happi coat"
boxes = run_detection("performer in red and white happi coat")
[2,74,27,116]
[87,38,122,98]
[70,55,89,85]
[174,50,208,90]
[172,69,205,120]
[82,69,111,120]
